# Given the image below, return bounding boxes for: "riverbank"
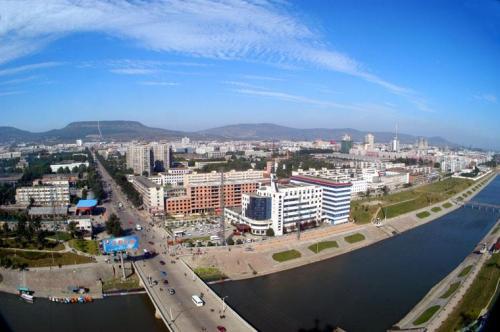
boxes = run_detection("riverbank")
[186,172,497,280]
[394,217,500,330]
[0,261,139,300]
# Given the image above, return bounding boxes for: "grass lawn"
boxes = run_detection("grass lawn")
[102,274,141,292]
[351,201,380,224]
[352,178,473,224]
[442,202,453,209]
[416,211,431,219]
[413,305,441,325]
[431,207,442,213]
[193,267,227,282]
[458,265,473,278]
[438,253,500,332]
[467,190,472,195]
[0,248,95,268]
[45,232,73,242]
[0,238,65,251]
[69,239,100,255]
[272,249,302,262]
[456,197,464,201]
[308,241,339,253]
[344,233,365,244]
[440,282,461,299]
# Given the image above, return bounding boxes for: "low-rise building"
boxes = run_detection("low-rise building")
[50,161,89,173]
[16,183,70,207]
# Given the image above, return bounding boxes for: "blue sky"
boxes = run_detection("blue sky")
[0,0,499,149]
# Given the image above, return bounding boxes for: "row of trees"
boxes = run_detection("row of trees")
[96,154,143,207]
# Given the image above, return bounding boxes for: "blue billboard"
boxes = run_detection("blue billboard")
[102,235,139,253]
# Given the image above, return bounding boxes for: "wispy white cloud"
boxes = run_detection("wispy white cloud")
[233,87,394,113]
[474,93,497,103]
[0,0,421,105]
[223,80,267,90]
[110,68,158,75]
[139,81,179,86]
[0,90,24,97]
[0,75,38,85]
[242,74,284,81]
[0,62,61,77]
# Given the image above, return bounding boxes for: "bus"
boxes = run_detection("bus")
[210,235,220,241]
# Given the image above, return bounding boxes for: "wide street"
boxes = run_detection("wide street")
[95,156,254,332]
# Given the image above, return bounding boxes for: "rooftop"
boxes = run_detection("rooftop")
[134,176,159,188]
[76,199,98,208]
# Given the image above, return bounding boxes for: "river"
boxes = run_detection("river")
[211,176,500,332]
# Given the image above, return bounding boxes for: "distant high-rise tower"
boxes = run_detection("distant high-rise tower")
[364,133,374,151]
[391,124,400,152]
[150,143,173,171]
[340,134,353,154]
[126,144,153,175]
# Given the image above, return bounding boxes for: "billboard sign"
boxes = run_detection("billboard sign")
[102,235,139,253]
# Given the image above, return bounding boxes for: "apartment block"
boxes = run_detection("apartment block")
[16,183,70,207]
[131,176,165,215]
[165,170,266,216]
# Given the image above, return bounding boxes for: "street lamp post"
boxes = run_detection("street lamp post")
[221,295,229,315]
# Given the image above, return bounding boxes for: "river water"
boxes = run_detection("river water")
[212,176,500,332]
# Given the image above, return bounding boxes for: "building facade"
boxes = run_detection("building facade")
[165,170,265,216]
[16,183,70,207]
[126,144,153,176]
[131,176,165,215]
[291,175,352,225]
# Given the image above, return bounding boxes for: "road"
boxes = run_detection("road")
[95,155,254,332]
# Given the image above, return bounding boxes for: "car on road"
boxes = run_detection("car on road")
[135,224,143,231]
[217,326,227,332]
[148,241,154,245]
[168,288,175,295]
[191,295,204,307]
[159,260,165,265]
[160,271,167,277]
[163,279,169,285]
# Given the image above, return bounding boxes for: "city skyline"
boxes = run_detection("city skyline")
[1,0,499,149]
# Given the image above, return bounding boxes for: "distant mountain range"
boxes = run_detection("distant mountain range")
[0,121,458,147]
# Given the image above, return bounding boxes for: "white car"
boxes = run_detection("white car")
[135,224,143,231]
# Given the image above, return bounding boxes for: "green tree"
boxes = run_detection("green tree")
[68,221,77,238]
[105,213,123,237]
[266,228,275,237]
[226,238,235,245]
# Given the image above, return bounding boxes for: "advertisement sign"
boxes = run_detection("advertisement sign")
[102,235,139,253]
